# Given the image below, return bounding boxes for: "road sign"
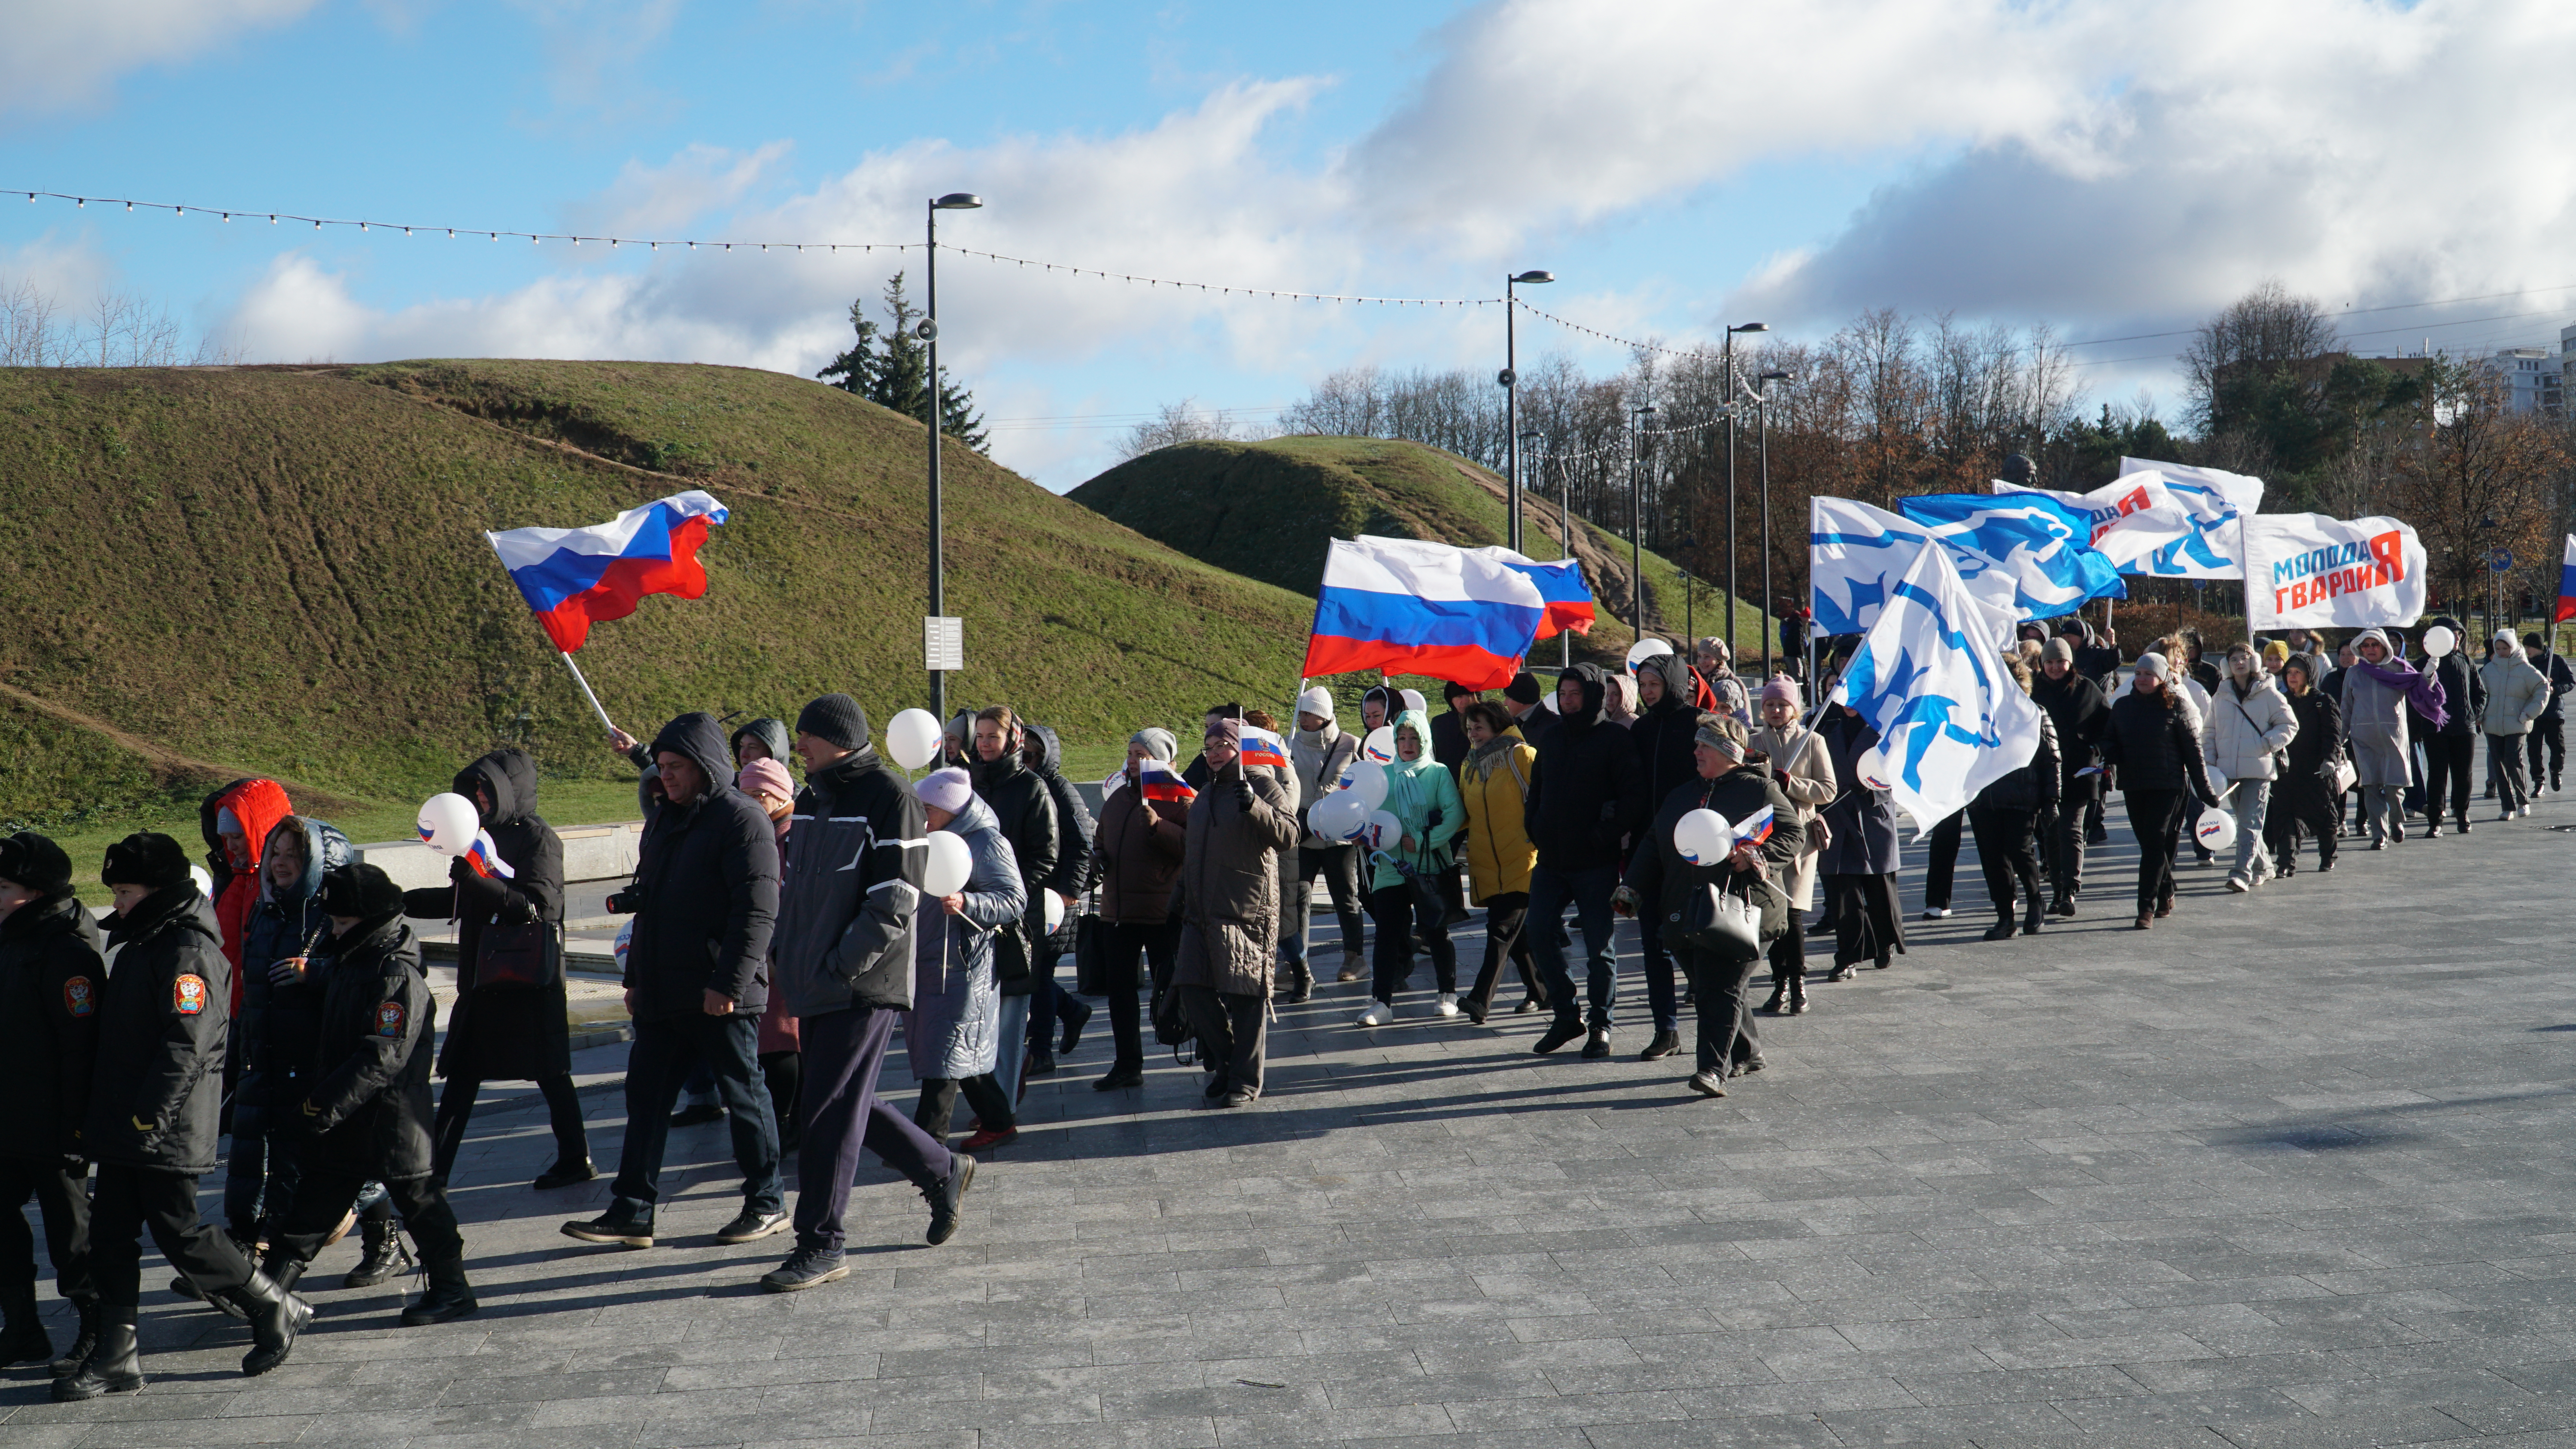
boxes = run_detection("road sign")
[2491,548,2515,574]
[924,615,963,672]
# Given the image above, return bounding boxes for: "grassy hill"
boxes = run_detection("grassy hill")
[1069,436,1774,667]
[0,360,1332,841]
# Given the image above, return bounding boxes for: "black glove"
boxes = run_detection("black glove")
[1424,806,1443,828]
[1233,779,1255,810]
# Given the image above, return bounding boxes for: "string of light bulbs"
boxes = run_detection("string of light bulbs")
[1532,409,1737,468]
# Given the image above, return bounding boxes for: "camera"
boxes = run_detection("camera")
[605,885,648,915]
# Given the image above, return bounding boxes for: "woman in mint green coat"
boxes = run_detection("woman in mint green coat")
[1355,709,1466,1026]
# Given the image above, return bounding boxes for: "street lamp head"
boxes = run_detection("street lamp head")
[1760,370,1793,382]
[1729,322,1770,334]
[932,193,984,210]
[1511,270,1555,285]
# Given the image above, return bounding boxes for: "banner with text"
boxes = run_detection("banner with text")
[2242,513,2427,630]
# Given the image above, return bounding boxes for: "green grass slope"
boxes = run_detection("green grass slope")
[1069,436,1773,668]
[0,360,1320,835]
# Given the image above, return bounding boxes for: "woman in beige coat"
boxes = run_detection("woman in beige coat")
[1747,676,1837,1015]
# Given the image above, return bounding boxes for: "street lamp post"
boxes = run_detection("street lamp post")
[1756,369,1792,678]
[1503,270,1554,554]
[923,191,982,720]
[1721,321,1769,661]
[1630,403,1656,637]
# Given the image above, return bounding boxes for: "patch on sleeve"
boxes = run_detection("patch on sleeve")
[63,976,96,1016]
[377,1001,407,1038]
[173,973,208,1015]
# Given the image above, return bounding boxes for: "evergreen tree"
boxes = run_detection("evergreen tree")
[816,271,989,452]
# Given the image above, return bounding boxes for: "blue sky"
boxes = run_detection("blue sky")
[6,0,2573,488]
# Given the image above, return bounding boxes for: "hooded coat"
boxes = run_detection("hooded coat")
[201,777,292,1009]
[2479,649,2551,736]
[2339,630,2416,787]
[1522,663,1645,874]
[2202,668,2300,782]
[86,885,230,1173]
[622,712,781,1022]
[729,717,792,769]
[2421,649,2481,739]
[404,749,570,1080]
[2102,686,2218,796]
[1458,725,1538,902]
[298,912,437,1180]
[1628,654,1702,813]
[974,737,1059,998]
[1817,707,1901,876]
[0,891,103,1162]
[905,794,1025,1081]
[1171,759,1299,997]
[2280,673,2345,778]
[1291,718,1362,849]
[243,816,354,1091]
[1367,709,1467,893]
[1024,724,1097,909]
[772,733,926,1020]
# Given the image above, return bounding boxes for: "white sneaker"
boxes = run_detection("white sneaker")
[2224,876,2249,894]
[1434,992,1461,1019]
[1355,1002,1392,1027]
[2520,804,2533,818]
[1921,906,1952,920]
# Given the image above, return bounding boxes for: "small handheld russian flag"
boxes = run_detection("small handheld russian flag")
[1138,767,1197,804]
[1735,804,1776,848]
[463,829,517,880]
[1236,726,1291,772]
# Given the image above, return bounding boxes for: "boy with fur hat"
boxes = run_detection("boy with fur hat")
[0,832,103,1375]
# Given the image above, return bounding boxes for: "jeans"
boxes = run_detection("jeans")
[2423,734,2474,825]
[993,995,1033,1104]
[1920,810,1965,909]
[794,1004,951,1254]
[2214,778,2272,882]
[1525,864,1620,1030]
[1366,882,1456,1003]
[1284,844,1367,967]
[1098,917,1179,1073]
[2125,788,2187,915]
[610,1012,782,1216]
[2490,734,2533,811]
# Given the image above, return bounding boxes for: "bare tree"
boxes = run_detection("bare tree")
[1116,398,1247,460]
[2182,279,2339,435]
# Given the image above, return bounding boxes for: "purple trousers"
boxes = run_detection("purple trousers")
[793,1004,951,1254]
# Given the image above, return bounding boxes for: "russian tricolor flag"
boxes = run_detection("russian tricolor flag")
[1479,550,1597,640]
[1138,767,1196,803]
[1301,536,1548,691]
[2559,534,2576,624]
[1237,726,1292,772]
[1735,804,1775,848]
[487,491,729,653]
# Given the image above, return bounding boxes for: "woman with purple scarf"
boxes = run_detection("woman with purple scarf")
[2341,628,2446,848]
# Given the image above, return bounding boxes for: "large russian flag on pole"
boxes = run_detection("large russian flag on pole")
[487,491,729,653]
[2558,535,2576,624]
[1301,536,1547,691]
[1473,548,1596,640]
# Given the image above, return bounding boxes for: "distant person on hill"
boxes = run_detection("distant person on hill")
[0,831,103,1375]
[1286,690,1366,994]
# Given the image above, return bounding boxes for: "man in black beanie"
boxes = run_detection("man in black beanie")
[0,831,103,1376]
[59,835,309,1400]
[1504,671,1557,750]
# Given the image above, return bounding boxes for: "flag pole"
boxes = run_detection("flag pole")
[558,651,619,737]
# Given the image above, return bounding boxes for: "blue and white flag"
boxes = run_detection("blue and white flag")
[1811,497,2072,640]
[1826,539,2044,839]
[1892,492,2127,616]
[1993,469,2248,580]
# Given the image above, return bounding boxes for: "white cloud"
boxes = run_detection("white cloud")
[0,0,322,117]
[565,141,796,237]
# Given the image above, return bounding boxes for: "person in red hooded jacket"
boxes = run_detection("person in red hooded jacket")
[200,780,293,1009]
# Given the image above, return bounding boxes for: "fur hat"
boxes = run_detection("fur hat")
[317,862,405,919]
[0,832,73,897]
[101,832,190,891]
[917,767,973,816]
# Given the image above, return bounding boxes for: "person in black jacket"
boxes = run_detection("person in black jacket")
[2031,640,2111,916]
[759,694,968,1294]
[256,864,474,1357]
[1503,671,1558,752]
[2417,635,2482,833]
[1522,663,1645,1059]
[1626,652,1700,1061]
[0,832,102,1374]
[1431,681,1476,771]
[2266,654,2346,876]
[565,712,784,1251]
[412,749,592,1194]
[2524,634,2572,794]
[1021,722,1095,1076]
[59,834,308,1402]
[2060,618,2121,844]
[2098,655,2221,930]
[972,706,1059,1110]
[1965,657,2061,941]
[1616,715,1803,1098]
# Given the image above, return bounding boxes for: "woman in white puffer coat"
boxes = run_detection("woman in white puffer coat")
[2199,642,2298,892]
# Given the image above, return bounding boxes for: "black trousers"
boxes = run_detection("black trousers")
[1180,985,1266,1098]
[1679,949,1760,1077]
[2048,773,2095,894]
[761,1051,801,1152]
[0,1155,92,1306]
[1968,806,2041,920]
[432,1070,590,1183]
[89,1164,254,1314]
[1464,892,1547,1011]
[913,1076,1017,1140]
[2423,734,2475,825]
[1098,917,1180,1072]
[2125,788,2187,915]
[1366,882,1456,1003]
[1920,811,1965,910]
[2265,772,2341,869]
[1765,897,1807,982]
[2530,715,2564,788]
[1824,873,1904,966]
[274,1169,463,1267]
[611,1012,782,1214]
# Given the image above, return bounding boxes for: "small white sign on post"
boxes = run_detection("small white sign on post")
[924,615,964,672]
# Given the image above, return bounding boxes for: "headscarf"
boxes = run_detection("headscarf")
[2351,627,2448,727]
[1602,673,1640,725]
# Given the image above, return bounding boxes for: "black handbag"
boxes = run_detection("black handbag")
[992,918,1033,985]
[1072,912,1105,996]
[473,918,560,992]
[1676,882,1764,964]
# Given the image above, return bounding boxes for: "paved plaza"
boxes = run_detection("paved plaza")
[7,796,2576,1447]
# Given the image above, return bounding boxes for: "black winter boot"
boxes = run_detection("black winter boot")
[229,1268,315,1377]
[50,1296,100,1378]
[50,1315,141,1401]
[2022,896,2046,936]
[0,1283,52,1365]
[345,1215,414,1289]
[401,1256,478,1326]
[1785,975,1809,1016]
[1281,960,1313,1005]
[1759,979,1788,1014]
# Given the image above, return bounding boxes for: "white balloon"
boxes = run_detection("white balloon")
[921,831,973,898]
[2195,808,2238,853]
[2421,625,2456,659]
[1626,637,1675,673]
[884,707,943,770]
[188,864,214,898]
[416,792,480,858]
[1673,807,1736,866]
[1347,759,1390,810]
[1543,682,1563,713]
[1361,725,1397,764]
[1362,810,1404,852]
[1307,791,1368,842]
[1043,891,1066,934]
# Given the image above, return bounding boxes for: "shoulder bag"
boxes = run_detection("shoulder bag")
[474,916,561,992]
[1677,880,1764,964]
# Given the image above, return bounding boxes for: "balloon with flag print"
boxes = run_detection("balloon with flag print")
[417,794,479,857]
[1626,638,1675,673]
[1673,809,1735,865]
[1344,759,1390,810]
[884,709,942,771]
[2195,809,2237,854]
[1360,725,1397,764]
[1043,890,1065,935]
[1307,791,1368,843]
[1360,810,1404,852]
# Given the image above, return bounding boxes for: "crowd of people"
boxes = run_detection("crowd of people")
[1,618,2562,1402]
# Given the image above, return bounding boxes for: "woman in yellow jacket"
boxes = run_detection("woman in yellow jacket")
[1454,701,1550,1025]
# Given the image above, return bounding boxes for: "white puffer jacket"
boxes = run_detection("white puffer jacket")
[2201,673,2299,781]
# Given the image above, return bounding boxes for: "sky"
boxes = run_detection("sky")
[6,0,2576,491]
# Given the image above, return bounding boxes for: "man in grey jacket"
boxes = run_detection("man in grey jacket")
[755,695,972,1294]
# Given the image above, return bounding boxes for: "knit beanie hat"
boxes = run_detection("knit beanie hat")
[0,831,73,898]
[1295,686,1334,720]
[102,832,190,891]
[736,758,795,808]
[1504,671,1544,706]
[917,767,973,815]
[1130,727,1178,764]
[2042,638,2074,664]
[796,694,871,752]
[2134,652,2171,681]
[317,862,405,919]
[2526,633,2548,651]
[1760,675,1801,707]
[1206,715,1244,747]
